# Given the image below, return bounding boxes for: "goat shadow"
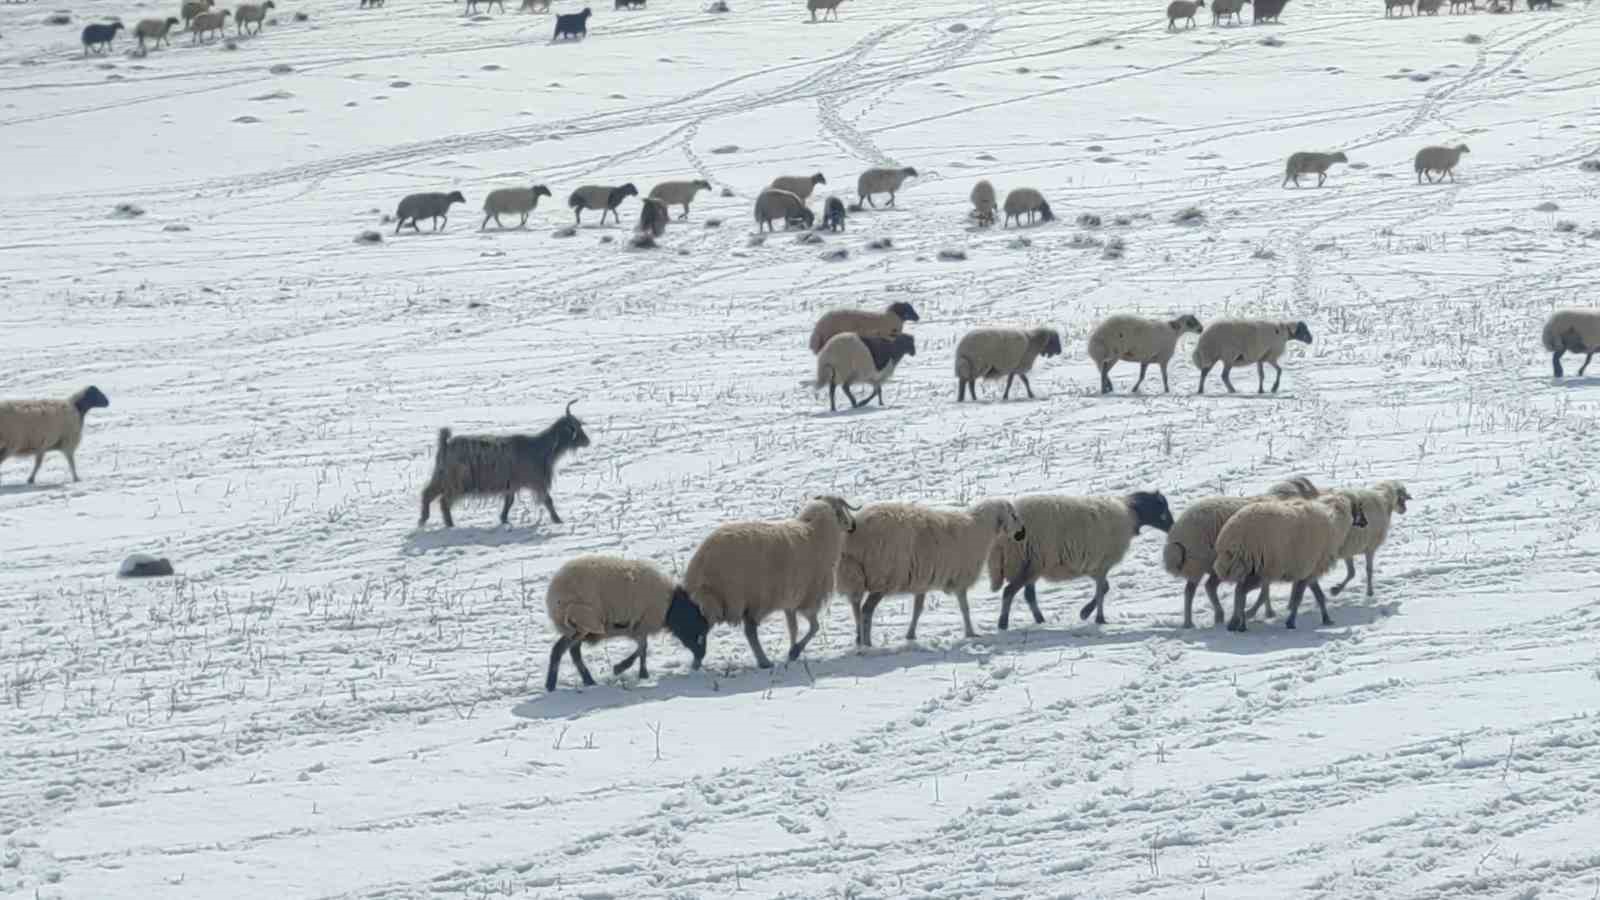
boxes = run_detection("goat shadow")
[808,402,893,420]
[0,482,57,497]
[1544,375,1600,389]
[402,523,553,553]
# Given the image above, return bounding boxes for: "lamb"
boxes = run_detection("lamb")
[988,492,1174,627]
[0,386,110,485]
[234,0,272,34]
[837,499,1027,646]
[180,0,213,27]
[1087,313,1204,394]
[189,9,229,42]
[1213,494,1366,631]
[971,180,998,227]
[1384,0,1413,15]
[1211,0,1249,23]
[553,6,590,38]
[807,0,843,20]
[394,191,466,234]
[770,173,827,202]
[1162,476,1320,629]
[1328,481,1411,598]
[753,188,814,232]
[1283,151,1349,188]
[681,496,858,668]
[480,184,551,230]
[81,21,123,54]
[1252,0,1287,20]
[954,327,1063,402]
[1414,144,1470,184]
[1002,188,1054,227]
[856,166,918,208]
[568,183,637,225]
[822,196,847,232]
[1167,0,1204,29]
[1192,319,1313,394]
[544,555,710,691]
[636,197,669,238]
[134,16,180,48]
[808,301,920,354]
[647,179,712,219]
[1542,310,1600,377]
[815,333,917,412]
[417,401,590,528]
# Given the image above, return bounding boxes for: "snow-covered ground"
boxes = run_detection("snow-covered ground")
[5,0,1600,893]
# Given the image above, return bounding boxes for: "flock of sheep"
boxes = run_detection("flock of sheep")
[77,0,275,53]
[1164,0,1550,29]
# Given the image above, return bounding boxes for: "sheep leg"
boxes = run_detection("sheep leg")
[1552,351,1565,377]
[1020,373,1036,399]
[1246,581,1275,619]
[956,588,977,637]
[864,195,876,209]
[1256,361,1266,393]
[519,213,529,228]
[26,454,44,485]
[1285,580,1309,629]
[784,609,798,646]
[906,593,926,641]
[829,382,839,413]
[1024,584,1045,624]
[1317,172,1327,188]
[847,592,864,644]
[1002,373,1016,400]
[65,450,79,482]
[1220,363,1238,393]
[1581,352,1596,376]
[788,610,819,661]
[860,592,884,646]
[678,204,690,220]
[440,495,455,528]
[1183,580,1199,628]
[1079,576,1109,625]
[887,191,896,207]
[998,578,1026,631]
[1228,574,1261,631]
[1205,572,1226,626]
[1270,362,1283,393]
[612,648,639,676]
[1197,363,1213,394]
[1099,360,1115,394]
[1331,557,1356,596]
[500,492,515,525]
[1132,363,1149,393]
[481,213,492,230]
[565,643,597,686]
[1310,581,1336,624]
[742,614,773,669]
[545,636,572,691]
[842,384,860,407]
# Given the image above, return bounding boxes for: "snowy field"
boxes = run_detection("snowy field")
[5,0,1600,893]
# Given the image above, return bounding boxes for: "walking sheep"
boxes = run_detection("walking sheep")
[81,21,124,54]
[189,9,229,42]
[647,179,712,220]
[481,184,552,230]
[1002,188,1054,227]
[234,0,272,34]
[180,0,213,27]
[808,301,920,354]
[568,183,637,225]
[808,0,843,20]
[0,386,110,485]
[822,196,847,232]
[1253,0,1287,20]
[1328,481,1411,598]
[856,167,918,208]
[1283,151,1349,188]
[1211,0,1249,23]
[971,180,998,227]
[754,188,814,232]
[1193,319,1313,394]
[1384,0,1414,16]
[417,401,590,528]
[988,492,1174,627]
[636,197,670,238]
[815,333,917,411]
[553,6,591,38]
[1414,144,1469,183]
[1543,310,1600,377]
[954,327,1063,402]
[681,496,858,668]
[770,173,827,202]
[1214,494,1366,631]
[134,16,180,48]
[1087,314,1204,394]
[1167,0,1204,29]
[395,191,466,234]
[838,499,1027,645]
[544,555,710,691]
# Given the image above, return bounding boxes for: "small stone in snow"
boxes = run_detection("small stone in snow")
[119,554,174,578]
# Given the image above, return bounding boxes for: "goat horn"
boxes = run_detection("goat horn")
[566,400,577,416]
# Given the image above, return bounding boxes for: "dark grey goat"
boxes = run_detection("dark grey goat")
[395,191,466,234]
[822,196,846,232]
[418,401,591,528]
[553,6,591,39]
[82,22,124,55]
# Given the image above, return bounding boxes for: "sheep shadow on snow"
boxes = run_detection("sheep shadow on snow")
[401,524,553,554]
[0,482,59,497]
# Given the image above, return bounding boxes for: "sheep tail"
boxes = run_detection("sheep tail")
[814,364,836,392]
[957,353,976,380]
[430,428,451,476]
[1162,539,1186,575]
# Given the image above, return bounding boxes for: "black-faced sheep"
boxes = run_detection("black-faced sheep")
[808,301,919,354]
[1214,494,1366,631]
[1192,319,1312,394]
[1087,313,1204,394]
[1415,144,1469,183]
[1283,151,1348,188]
[181,0,213,27]
[1167,0,1204,28]
[770,173,827,202]
[189,9,229,42]
[971,180,998,227]
[856,166,917,208]
[0,386,110,485]
[1211,0,1249,23]
[134,16,180,48]
[1253,0,1287,20]
[754,188,813,232]
[814,333,916,412]
[553,7,591,38]
[1002,188,1053,227]
[417,401,590,528]
[395,191,466,234]
[481,184,551,230]
[544,555,709,691]
[568,183,636,225]
[647,179,712,219]
[954,327,1063,401]
[1329,481,1411,598]
[235,0,273,34]
[1543,310,1600,377]
[81,21,123,54]
[808,0,843,20]
[822,196,846,232]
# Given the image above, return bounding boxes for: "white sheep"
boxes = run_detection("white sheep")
[1328,480,1411,598]
[481,184,551,230]
[987,492,1174,627]
[647,179,713,219]
[838,499,1026,645]
[234,0,272,34]
[971,179,998,227]
[190,8,230,42]
[568,183,639,225]
[1283,151,1348,188]
[954,327,1063,402]
[1541,310,1600,377]
[544,555,710,691]
[808,301,920,354]
[1167,0,1204,29]
[754,188,813,232]
[1211,0,1248,24]
[815,333,916,411]
[856,166,918,208]
[0,386,110,485]
[1087,313,1204,394]
[180,0,212,28]
[682,496,857,668]
[1002,187,1054,227]
[134,16,180,48]
[1213,494,1366,631]
[1162,476,1320,629]
[1192,318,1313,394]
[1415,144,1469,184]
[770,173,827,201]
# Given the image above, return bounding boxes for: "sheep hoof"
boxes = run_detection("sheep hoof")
[1284,619,1297,630]
[1330,584,1344,596]
[1321,614,1334,626]
[757,659,774,669]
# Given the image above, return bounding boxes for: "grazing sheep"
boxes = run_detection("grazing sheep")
[808,302,920,354]
[770,173,827,202]
[815,333,916,412]
[1002,188,1054,227]
[754,188,814,232]
[481,184,551,230]
[1283,151,1349,188]
[189,9,229,42]
[134,16,180,48]
[394,191,466,234]
[822,196,847,232]
[1193,319,1313,394]
[1384,0,1413,15]
[1167,0,1204,28]
[1253,0,1287,20]
[808,0,843,19]
[682,496,858,668]
[856,166,918,208]
[1087,314,1204,394]
[568,183,637,225]
[1328,480,1411,599]
[839,500,1027,645]
[989,492,1174,627]
[544,555,710,691]
[647,179,712,219]
[971,180,998,227]
[1211,0,1250,23]
[1416,144,1470,184]
[417,401,590,528]
[1162,476,1320,628]
[181,0,213,27]
[1542,309,1600,377]
[553,6,591,38]
[81,21,123,54]
[1214,494,1366,631]
[636,197,669,238]
[0,386,110,485]
[954,327,1063,402]
[234,0,272,34]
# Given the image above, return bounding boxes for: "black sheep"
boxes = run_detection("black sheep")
[81,21,123,55]
[1253,0,1287,21]
[822,197,846,232]
[553,6,591,38]
[394,191,467,234]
